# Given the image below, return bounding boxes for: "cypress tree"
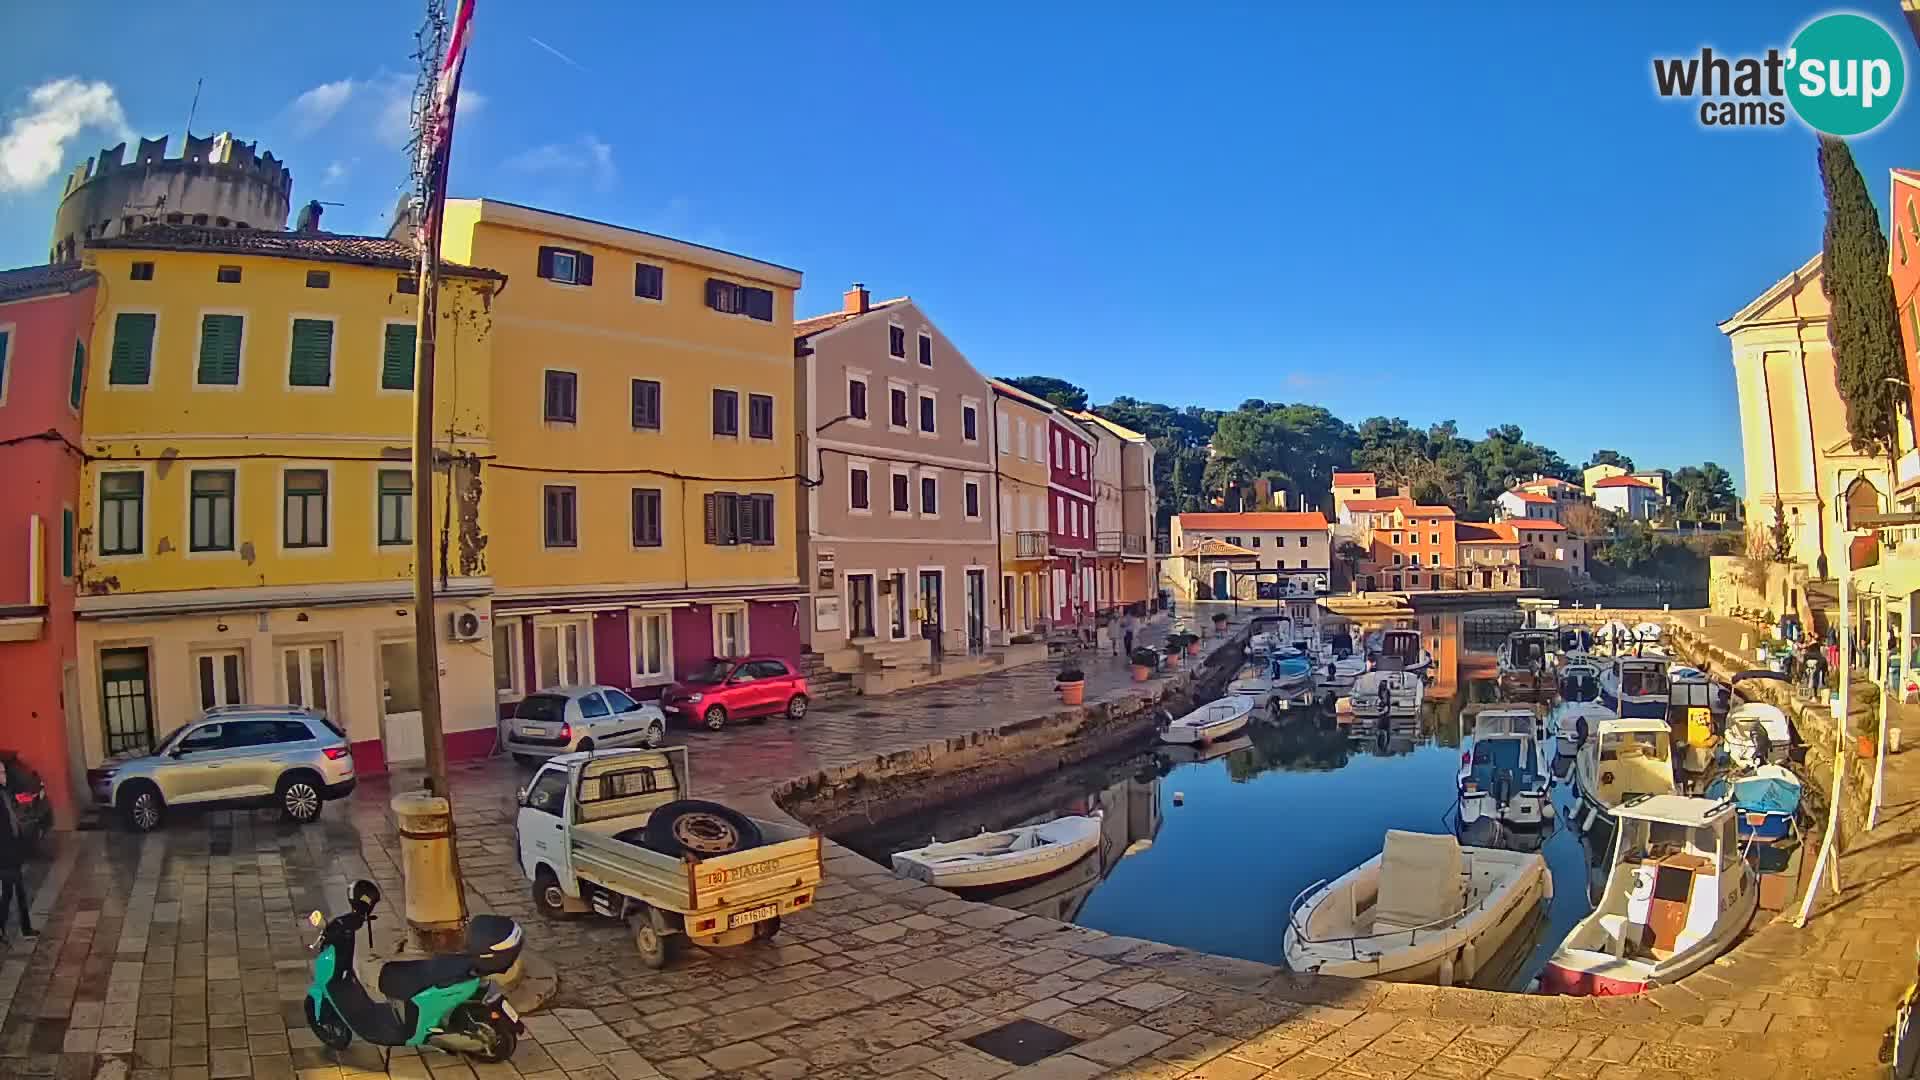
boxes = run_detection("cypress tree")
[1819,135,1908,510]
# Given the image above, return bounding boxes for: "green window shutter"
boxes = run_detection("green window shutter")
[109,313,155,385]
[288,319,334,387]
[381,324,417,390]
[0,330,9,396]
[69,341,85,408]
[197,314,243,385]
[61,508,74,579]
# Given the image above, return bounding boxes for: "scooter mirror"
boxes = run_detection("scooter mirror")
[307,910,324,928]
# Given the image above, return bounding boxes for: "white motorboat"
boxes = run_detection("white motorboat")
[1598,656,1671,720]
[1371,628,1432,673]
[1539,795,1757,996]
[1284,830,1550,985]
[1316,654,1368,703]
[1548,662,1614,744]
[1572,716,1676,830]
[1228,652,1316,711]
[1458,710,1552,828]
[1161,697,1254,744]
[1351,670,1422,722]
[1725,702,1793,771]
[891,812,1103,890]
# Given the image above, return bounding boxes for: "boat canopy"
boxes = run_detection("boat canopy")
[1615,793,1734,828]
[1474,709,1537,738]
[1598,716,1671,736]
[1375,830,1465,932]
[1560,666,1601,702]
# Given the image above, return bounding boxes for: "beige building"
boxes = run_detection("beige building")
[1581,462,1627,496]
[1169,512,1330,598]
[1723,254,1894,578]
[796,287,1000,690]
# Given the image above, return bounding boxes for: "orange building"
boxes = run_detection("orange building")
[1892,168,1920,507]
[1343,497,1457,592]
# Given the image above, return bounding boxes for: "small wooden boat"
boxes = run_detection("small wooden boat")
[1705,765,1801,842]
[1351,669,1421,721]
[1497,629,1558,698]
[1161,697,1253,744]
[1572,717,1675,831]
[1458,710,1552,828]
[1284,830,1550,985]
[1598,656,1671,720]
[891,812,1103,890]
[1540,795,1757,996]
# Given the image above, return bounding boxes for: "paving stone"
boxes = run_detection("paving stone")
[1072,1024,1175,1066]
[1104,982,1185,1010]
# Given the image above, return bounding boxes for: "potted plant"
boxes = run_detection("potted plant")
[1858,710,1881,758]
[1130,648,1158,681]
[1056,665,1086,705]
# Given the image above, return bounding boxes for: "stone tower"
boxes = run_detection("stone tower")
[48,131,294,262]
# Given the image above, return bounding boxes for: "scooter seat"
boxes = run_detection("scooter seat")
[378,955,475,1001]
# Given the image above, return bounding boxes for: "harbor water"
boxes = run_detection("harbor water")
[834,604,1697,990]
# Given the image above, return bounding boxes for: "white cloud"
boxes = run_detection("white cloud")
[505,135,615,192]
[288,79,356,134]
[0,78,130,194]
[322,159,353,186]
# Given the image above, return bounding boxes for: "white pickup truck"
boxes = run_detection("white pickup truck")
[514,747,822,967]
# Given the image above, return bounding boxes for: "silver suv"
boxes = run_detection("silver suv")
[88,705,357,832]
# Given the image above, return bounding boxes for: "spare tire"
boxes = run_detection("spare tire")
[643,800,763,858]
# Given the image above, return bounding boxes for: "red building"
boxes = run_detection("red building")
[1892,168,1920,507]
[1048,414,1097,623]
[0,265,97,823]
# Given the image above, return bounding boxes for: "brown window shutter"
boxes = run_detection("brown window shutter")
[575,251,594,285]
[752,494,774,544]
[537,247,557,279]
[704,493,719,543]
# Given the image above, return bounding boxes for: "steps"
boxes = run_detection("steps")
[796,652,855,703]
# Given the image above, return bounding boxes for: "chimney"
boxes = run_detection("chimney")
[843,282,870,314]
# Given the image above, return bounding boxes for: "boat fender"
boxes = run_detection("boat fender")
[1460,941,1477,980]
[1542,799,1556,820]
[1600,770,1615,786]
[1437,953,1454,987]
[1173,792,1185,806]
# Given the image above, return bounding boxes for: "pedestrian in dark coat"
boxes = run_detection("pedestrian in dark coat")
[0,761,36,940]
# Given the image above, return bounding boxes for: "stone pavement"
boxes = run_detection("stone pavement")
[0,603,1908,1079]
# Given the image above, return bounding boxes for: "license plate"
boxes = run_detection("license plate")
[500,999,519,1022]
[519,725,546,737]
[729,903,779,928]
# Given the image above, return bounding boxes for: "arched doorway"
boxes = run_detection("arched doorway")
[1845,476,1883,530]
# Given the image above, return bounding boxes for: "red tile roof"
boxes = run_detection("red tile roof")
[91,225,504,280]
[1509,491,1555,504]
[793,297,908,339]
[1508,519,1567,531]
[1332,471,1375,485]
[1456,523,1519,545]
[1594,475,1654,489]
[0,262,94,303]
[1339,496,1455,518]
[1520,476,1578,490]
[1176,511,1329,531]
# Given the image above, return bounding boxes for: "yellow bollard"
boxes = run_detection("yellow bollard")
[392,793,466,953]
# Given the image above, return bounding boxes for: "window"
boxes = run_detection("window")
[1392,533,1402,545]
[283,470,329,548]
[101,647,153,754]
[1431,552,1441,566]
[712,389,739,436]
[850,467,871,511]
[1392,553,1403,566]
[61,508,74,579]
[579,692,611,720]
[1227,535,1242,546]
[1430,532,1439,545]
[288,318,334,387]
[963,404,979,442]
[748,394,774,439]
[631,488,662,547]
[632,609,672,682]
[703,492,774,545]
[538,246,593,285]
[892,472,910,513]
[631,379,662,430]
[544,486,578,547]
[397,275,420,295]
[378,470,411,546]
[1052,429,1062,465]
[634,262,663,300]
[544,370,578,423]
[1250,536,1261,548]
[965,480,981,519]
[1016,418,1029,459]
[130,262,154,281]
[1032,424,1044,462]
[848,377,868,420]
[493,616,524,698]
[195,313,243,386]
[997,411,1010,454]
[889,387,909,428]
[1300,559,1310,569]
[194,650,246,710]
[1000,491,1012,533]
[189,470,235,552]
[921,475,939,516]
[69,340,85,408]
[706,278,773,320]
[305,270,330,289]
[919,393,936,434]
[888,325,906,357]
[1299,536,1309,547]
[372,322,416,390]
[216,265,242,284]
[714,605,748,656]
[1409,572,1421,586]
[109,312,155,385]
[100,472,144,555]
[524,766,570,817]
[918,333,932,366]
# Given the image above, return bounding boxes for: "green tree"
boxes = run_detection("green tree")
[1820,134,1908,508]
[1586,449,1634,472]
[1000,376,1087,411]
[1336,538,1368,591]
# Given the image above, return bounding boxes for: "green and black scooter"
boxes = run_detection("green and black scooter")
[303,879,524,1065]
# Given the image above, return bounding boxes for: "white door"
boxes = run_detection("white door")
[517,764,576,894]
[534,619,591,688]
[192,649,247,710]
[378,640,425,765]
[281,643,338,723]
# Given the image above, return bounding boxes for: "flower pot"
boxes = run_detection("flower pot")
[1859,734,1877,758]
[1058,680,1086,705]
[1892,727,1904,753]
[1131,664,1152,682]
[1186,642,1201,657]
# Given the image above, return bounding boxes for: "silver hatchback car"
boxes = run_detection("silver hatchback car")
[87,705,357,832]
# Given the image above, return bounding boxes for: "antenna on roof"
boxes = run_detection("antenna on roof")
[184,77,204,139]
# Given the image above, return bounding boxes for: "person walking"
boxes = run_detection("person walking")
[1120,608,1138,660]
[0,760,35,942]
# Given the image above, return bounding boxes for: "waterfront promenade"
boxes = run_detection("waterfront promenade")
[0,604,1908,1079]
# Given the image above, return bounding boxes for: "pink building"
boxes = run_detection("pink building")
[0,265,97,824]
[1048,415,1097,623]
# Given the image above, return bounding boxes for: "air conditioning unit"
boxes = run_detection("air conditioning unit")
[448,610,487,642]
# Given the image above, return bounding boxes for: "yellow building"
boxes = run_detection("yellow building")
[437,200,805,703]
[73,226,502,774]
[991,380,1055,634]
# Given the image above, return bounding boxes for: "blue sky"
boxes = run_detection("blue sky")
[3,3,1916,492]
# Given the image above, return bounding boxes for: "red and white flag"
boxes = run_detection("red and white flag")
[416,0,475,243]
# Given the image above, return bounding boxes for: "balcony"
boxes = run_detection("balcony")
[1097,531,1149,556]
[1015,531,1049,559]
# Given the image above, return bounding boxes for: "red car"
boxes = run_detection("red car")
[660,656,810,730]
